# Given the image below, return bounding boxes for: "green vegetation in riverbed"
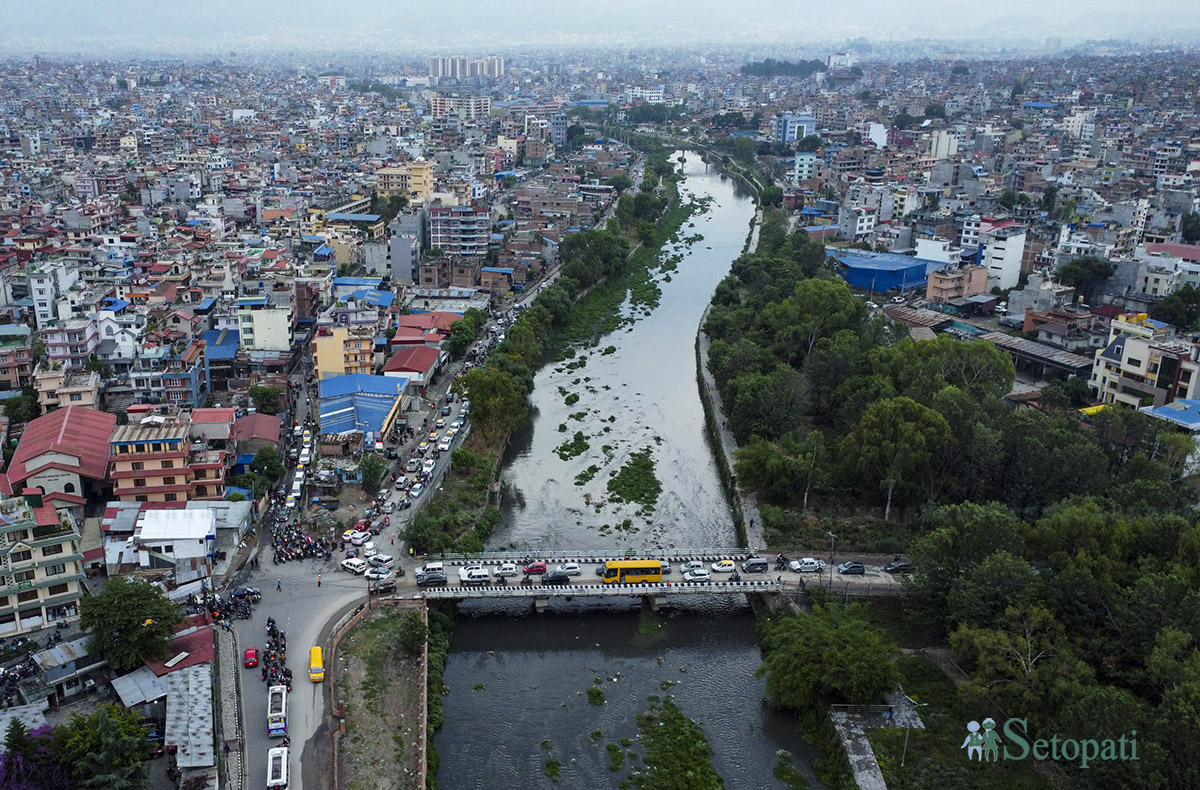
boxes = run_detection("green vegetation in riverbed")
[591,730,604,744]
[772,754,810,790]
[545,758,561,782]
[608,742,625,772]
[602,345,617,355]
[631,698,723,789]
[556,431,590,460]
[588,685,606,705]
[564,392,580,406]
[575,465,600,486]
[638,606,661,635]
[569,411,587,421]
[607,448,661,515]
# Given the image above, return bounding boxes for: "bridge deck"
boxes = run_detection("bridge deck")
[415,578,780,600]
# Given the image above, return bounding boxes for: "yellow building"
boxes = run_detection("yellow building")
[312,325,376,379]
[375,160,435,201]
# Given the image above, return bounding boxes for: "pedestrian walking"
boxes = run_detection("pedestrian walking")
[317,575,322,587]
[390,535,394,545]
[276,579,282,592]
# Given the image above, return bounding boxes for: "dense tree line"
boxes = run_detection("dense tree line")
[711,209,1200,787]
[708,210,1193,523]
[0,706,153,789]
[739,58,827,78]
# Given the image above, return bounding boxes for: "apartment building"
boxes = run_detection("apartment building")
[0,325,34,390]
[0,492,85,636]
[43,318,100,369]
[237,296,293,352]
[33,365,100,411]
[926,264,989,303]
[109,413,227,503]
[1091,313,1200,408]
[375,160,435,201]
[430,94,492,121]
[128,340,207,408]
[428,204,489,258]
[312,325,376,379]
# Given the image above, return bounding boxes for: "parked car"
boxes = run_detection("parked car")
[416,571,448,586]
[341,558,368,574]
[837,561,866,575]
[710,559,736,573]
[542,570,571,585]
[788,557,827,573]
[243,648,259,668]
[556,563,582,576]
[883,560,912,574]
[496,562,519,577]
[370,580,397,595]
[523,561,548,574]
[683,568,711,582]
[659,560,672,574]
[891,295,906,304]
[365,566,392,581]
[441,405,452,416]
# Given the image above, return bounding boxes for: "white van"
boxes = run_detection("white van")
[267,746,288,789]
[458,566,490,584]
[363,542,379,558]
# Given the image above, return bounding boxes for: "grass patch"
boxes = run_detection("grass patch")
[638,606,660,635]
[591,730,604,744]
[564,392,580,406]
[555,431,590,460]
[542,739,553,750]
[773,754,810,790]
[575,465,601,486]
[588,686,606,705]
[607,742,625,772]
[867,656,1048,790]
[545,757,561,782]
[569,411,588,421]
[607,448,662,515]
[632,698,722,789]
[601,345,617,355]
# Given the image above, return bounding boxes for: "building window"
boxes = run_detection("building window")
[9,550,31,563]
[131,461,144,471]
[1128,358,1143,368]
[162,460,174,469]
[135,495,147,502]
[44,563,66,577]
[48,583,68,596]
[8,530,28,543]
[13,570,35,583]
[69,393,82,402]
[16,590,39,603]
[41,544,63,558]
[164,493,177,502]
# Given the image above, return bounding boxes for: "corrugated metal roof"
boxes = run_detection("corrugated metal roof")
[978,331,1093,370]
[166,665,215,769]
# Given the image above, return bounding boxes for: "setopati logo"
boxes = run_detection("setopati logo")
[960,717,1139,769]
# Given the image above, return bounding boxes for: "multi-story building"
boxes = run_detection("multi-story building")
[428,204,489,259]
[430,94,492,121]
[0,491,86,636]
[0,325,34,390]
[27,260,80,330]
[793,153,818,181]
[926,264,989,303]
[980,222,1028,292]
[43,317,100,370]
[33,365,100,411]
[127,340,207,408]
[237,297,293,352]
[770,112,817,144]
[108,412,227,503]
[312,325,376,380]
[375,161,435,202]
[1091,313,1200,408]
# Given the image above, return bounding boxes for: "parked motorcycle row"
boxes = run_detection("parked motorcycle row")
[268,511,333,565]
[260,617,292,690]
[185,589,258,622]
[3,655,40,707]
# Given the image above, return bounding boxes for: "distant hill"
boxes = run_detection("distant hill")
[740,58,828,78]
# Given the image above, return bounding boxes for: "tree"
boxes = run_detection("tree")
[1181,212,1200,245]
[391,610,429,655]
[114,410,129,426]
[725,365,805,443]
[923,102,946,119]
[1040,184,1059,213]
[795,134,823,153]
[1150,283,1200,330]
[997,188,1019,209]
[731,137,755,165]
[951,602,1093,729]
[58,704,151,789]
[247,385,282,415]
[2,384,40,423]
[759,185,783,207]
[758,605,901,710]
[250,446,284,485]
[360,453,386,493]
[79,578,182,673]
[839,396,951,519]
[1056,255,1115,304]
[83,354,112,380]
[459,365,529,442]
[894,111,918,130]
[946,550,1041,630]
[608,173,633,193]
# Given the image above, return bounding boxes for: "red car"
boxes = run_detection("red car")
[522,561,547,574]
[243,648,259,668]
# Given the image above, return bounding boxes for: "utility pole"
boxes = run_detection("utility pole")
[827,530,836,591]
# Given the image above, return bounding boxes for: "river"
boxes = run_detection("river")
[434,154,825,788]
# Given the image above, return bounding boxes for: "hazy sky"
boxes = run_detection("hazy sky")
[0,0,1190,55]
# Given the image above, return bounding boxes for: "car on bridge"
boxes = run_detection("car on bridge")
[496,562,519,577]
[711,560,736,574]
[422,458,436,475]
[788,557,827,573]
[683,568,711,582]
[542,570,571,585]
[435,417,447,428]
[523,561,547,574]
[681,560,705,574]
[417,441,430,455]
[405,458,420,472]
[416,571,448,586]
[437,438,452,452]
[837,561,866,575]
[556,563,582,576]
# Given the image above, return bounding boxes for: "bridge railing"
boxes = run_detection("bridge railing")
[417,578,780,598]
[418,547,756,567]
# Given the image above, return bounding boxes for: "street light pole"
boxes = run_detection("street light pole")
[900,693,929,768]
[827,530,836,591]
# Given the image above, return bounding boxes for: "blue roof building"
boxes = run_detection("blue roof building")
[1143,399,1200,432]
[318,373,412,437]
[828,248,949,293]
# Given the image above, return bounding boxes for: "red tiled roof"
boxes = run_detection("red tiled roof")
[233,413,282,444]
[144,615,215,676]
[1146,242,1200,262]
[6,406,115,485]
[382,345,440,374]
[191,408,237,424]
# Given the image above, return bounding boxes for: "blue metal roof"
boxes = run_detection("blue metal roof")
[314,245,333,256]
[341,289,395,308]
[319,373,407,399]
[195,297,216,311]
[104,296,132,312]
[1145,399,1200,429]
[201,328,240,359]
[481,267,514,274]
[332,277,381,287]
[325,212,382,222]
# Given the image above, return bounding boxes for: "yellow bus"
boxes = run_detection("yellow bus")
[309,646,324,682]
[600,559,663,584]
